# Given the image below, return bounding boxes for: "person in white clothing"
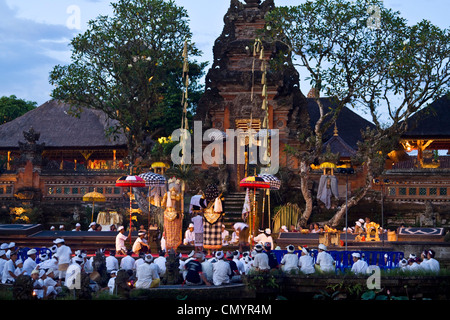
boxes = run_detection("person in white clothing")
[280,245,299,273]
[191,212,204,251]
[115,226,131,255]
[425,249,440,274]
[135,254,160,289]
[251,244,270,272]
[350,252,368,274]
[120,250,136,275]
[54,238,72,280]
[298,247,315,274]
[232,251,245,275]
[315,244,335,273]
[212,251,231,286]
[2,250,22,284]
[183,223,195,246]
[132,231,150,255]
[105,250,119,274]
[153,251,167,277]
[253,229,273,250]
[107,270,117,294]
[23,249,37,276]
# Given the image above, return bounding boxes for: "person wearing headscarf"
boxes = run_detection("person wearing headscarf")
[280,245,299,273]
[315,244,335,273]
[23,249,37,276]
[298,247,315,274]
[351,252,368,274]
[212,251,231,286]
[132,231,150,255]
[251,244,270,272]
[135,254,160,289]
[161,178,183,251]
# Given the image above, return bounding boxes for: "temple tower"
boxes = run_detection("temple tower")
[196,0,308,189]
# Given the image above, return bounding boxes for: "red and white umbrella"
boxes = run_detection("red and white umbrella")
[116,175,146,243]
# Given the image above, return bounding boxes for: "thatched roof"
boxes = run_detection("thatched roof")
[306,98,375,149]
[404,95,450,140]
[0,100,127,150]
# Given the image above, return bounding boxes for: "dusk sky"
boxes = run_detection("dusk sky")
[0,0,448,112]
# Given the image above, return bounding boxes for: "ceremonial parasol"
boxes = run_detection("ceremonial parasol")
[259,174,281,229]
[139,171,167,228]
[116,175,146,243]
[83,191,106,223]
[239,176,270,246]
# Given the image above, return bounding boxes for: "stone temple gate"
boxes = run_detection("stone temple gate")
[195,0,309,190]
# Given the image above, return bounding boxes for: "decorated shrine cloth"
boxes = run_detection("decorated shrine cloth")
[203,215,223,250]
[164,215,183,249]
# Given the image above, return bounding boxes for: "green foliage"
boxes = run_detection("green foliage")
[49,0,206,163]
[0,95,36,125]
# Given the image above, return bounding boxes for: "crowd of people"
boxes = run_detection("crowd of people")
[0,218,443,299]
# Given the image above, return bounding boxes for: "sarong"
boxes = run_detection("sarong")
[194,233,203,246]
[203,215,223,250]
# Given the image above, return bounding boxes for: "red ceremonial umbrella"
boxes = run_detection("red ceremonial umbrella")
[239,176,270,246]
[116,175,146,243]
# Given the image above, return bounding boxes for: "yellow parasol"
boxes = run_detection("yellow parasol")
[83,191,106,222]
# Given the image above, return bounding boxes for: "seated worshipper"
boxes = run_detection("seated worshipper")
[230,228,240,245]
[107,270,117,294]
[212,251,232,286]
[183,223,195,246]
[153,250,167,277]
[135,254,160,289]
[88,222,97,231]
[72,223,82,232]
[120,250,136,275]
[201,254,214,283]
[221,225,230,246]
[184,252,211,286]
[251,244,270,272]
[424,249,440,274]
[408,256,422,272]
[40,268,58,298]
[253,228,273,250]
[399,258,409,272]
[351,252,368,275]
[264,242,279,270]
[31,269,46,299]
[2,250,22,284]
[132,231,150,255]
[225,251,241,283]
[106,250,119,274]
[298,247,315,274]
[419,250,431,272]
[23,249,37,276]
[232,250,245,275]
[280,245,299,273]
[315,244,335,273]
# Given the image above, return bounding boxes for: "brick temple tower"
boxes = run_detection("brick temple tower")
[195,0,308,189]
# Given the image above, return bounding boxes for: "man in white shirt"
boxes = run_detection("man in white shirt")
[153,250,167,277]
[54,238,72,280]
[2,250,21,284]
[135,254,160,288]
[115,226,131,255]
[132,231,150,255]
[23,249,37,276]
[72,223,82,231]
[298,247,315,274]
[350,252,368,274]
[315,244,335,273]
[105,250,119,274]
[221,225,230,246]
[280,245,299,273]
[212,251,231,286]
[183,223,195,246]
[425,249,440,274]
[120,250,135,274]
[251,244,270,272]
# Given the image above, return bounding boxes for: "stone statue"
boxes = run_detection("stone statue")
[163,249,181,285]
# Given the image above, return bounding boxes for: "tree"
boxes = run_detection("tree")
[265,0,450,227]
[49,0,205,167]
[0,95,37,124]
